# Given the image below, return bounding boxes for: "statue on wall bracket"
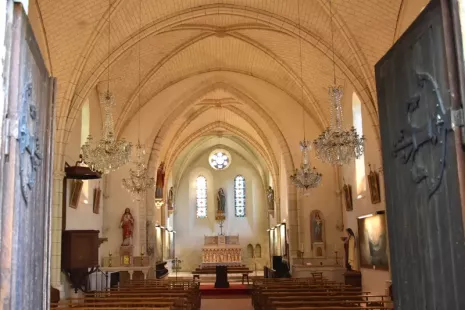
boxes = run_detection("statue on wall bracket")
[310,210,326,257]
[215,188,226,221]
[267,186,275,215]
[155,162,165,199]
[167,186,175,214]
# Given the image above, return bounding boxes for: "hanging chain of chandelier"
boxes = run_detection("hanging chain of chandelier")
[291,0,365,191]
[81,0,155,202]
[290,0,322,191]
[121,0,155,200]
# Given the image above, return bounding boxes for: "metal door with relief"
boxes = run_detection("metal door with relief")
[375,0,465,309]
[0,3,55,310]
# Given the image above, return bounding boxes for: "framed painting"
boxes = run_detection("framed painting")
[357,212,389,270]
[343,183,353,211]
[69,179,83,209]
[310,210,325,249]
[93,187,101,214]
[367,167,381,204]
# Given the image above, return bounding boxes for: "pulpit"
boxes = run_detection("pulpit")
[201,235,242,267]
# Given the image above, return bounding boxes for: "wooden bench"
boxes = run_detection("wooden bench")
[251,277,391,310]
[58,279,201,310]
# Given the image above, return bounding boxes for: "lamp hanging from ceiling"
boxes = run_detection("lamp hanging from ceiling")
[81,0,132,174]
[313,0,364,165]
[290,0,322,190]
[122,0,155,201]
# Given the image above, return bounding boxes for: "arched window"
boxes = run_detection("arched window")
[352,92,366,197]
[234,175,246,217]
[196,176,207,218]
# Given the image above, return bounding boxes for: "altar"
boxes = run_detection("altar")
[201,235,242,267]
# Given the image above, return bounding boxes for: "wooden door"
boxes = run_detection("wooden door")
[375,0,465,309]
[0,3,55,310]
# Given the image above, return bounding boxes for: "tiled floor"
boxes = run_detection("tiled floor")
[201,298,253,310]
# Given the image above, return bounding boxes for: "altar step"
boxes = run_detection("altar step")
[167,271,263,284]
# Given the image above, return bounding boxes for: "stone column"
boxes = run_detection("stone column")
[51,171,65,292]
[287,183,299,258]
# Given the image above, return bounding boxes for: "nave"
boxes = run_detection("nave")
[51,275,392,310]
[2,0,465,309]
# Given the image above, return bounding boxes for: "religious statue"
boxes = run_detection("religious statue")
[120,208,134,246]
[343,228,358,271]
[310,210,324,244]
[167,187,174,212]
[155,162,165,199]
[266,186,275,212]
[314,213,323,241]
[216,188,226,217]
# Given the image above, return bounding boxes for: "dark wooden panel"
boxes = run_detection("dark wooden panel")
[62,230,99,269]
[375,1,465,309]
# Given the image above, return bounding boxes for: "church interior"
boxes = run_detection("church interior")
[2,0,465,309]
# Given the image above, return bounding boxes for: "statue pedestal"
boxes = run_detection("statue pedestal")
[120,245,134,266]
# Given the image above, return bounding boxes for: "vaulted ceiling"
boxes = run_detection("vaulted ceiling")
[29,0,428,173]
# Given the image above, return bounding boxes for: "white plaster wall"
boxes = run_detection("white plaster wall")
[63,88,104,235]
[61,89,105,297]
[174,148,269,271]
[340,83,390,295]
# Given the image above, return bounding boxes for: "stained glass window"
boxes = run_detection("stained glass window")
[196,176,207,218]
[209,149,231,170]
[234,175,246,217]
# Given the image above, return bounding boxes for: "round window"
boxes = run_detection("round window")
[209,149,231,170]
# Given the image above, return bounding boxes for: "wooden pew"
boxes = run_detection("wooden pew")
[251,277,391,310]
[57,279,201,310]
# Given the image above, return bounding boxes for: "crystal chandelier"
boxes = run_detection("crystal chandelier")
[81,91,132,174]
[313,1,364,165]
[81,0,132,174]
[290,0,322,190]
[122,141,155,201]
[290,140,322,190]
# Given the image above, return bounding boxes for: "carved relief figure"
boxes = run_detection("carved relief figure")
[217,188,226,213]
[155,162,165,198]
[267,186,275,212]
[120,208,135,246]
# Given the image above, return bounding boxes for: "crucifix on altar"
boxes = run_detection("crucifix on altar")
[218,220,225,235]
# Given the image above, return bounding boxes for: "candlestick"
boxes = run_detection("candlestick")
[108,252,113,267]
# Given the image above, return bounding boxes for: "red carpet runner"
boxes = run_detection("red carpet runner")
[200,284,251,296]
